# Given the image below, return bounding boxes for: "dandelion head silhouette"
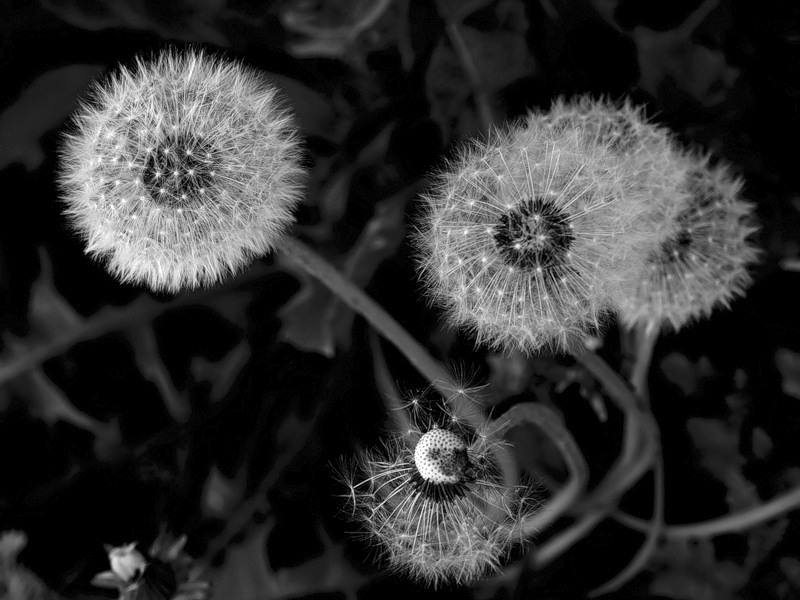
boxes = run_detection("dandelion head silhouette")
[58,48,305,292]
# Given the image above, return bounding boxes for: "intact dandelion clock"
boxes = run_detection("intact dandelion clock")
[618,155,759,331]
[339,395,540,587]
[414,115,650,354]
[58,48,304,292]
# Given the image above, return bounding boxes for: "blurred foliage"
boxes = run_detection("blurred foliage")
[2,0,800,599]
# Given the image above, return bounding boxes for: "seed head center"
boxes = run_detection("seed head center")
[142,134,218,206]
[413,429,471,485]
[493,197,575,270]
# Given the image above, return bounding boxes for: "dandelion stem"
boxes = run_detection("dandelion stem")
[532,510,606,568]
[278,235,518,485]
[614,482,800,539]
[588,459,664,597]
[501,402,589,535]
[280,236,454,397]
[588,323,664,596]
[630,322,659,400]
[572,348,657,508]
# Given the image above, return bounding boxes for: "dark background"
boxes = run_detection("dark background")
[1,0,800,598]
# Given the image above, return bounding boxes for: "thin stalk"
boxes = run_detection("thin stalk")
[532,510,606,569]
[572,348,657,508]
[615,482,800,539]
[588,322,663,596]
[630,321,659,401]
[588,458,664,597]
[277,235,518,486]
[279,236,456,401]
[501,402,589,535]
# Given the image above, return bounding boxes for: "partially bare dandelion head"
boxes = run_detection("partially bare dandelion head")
[413,113,650,354]
[58,47,305,292]
[337,392,540,587]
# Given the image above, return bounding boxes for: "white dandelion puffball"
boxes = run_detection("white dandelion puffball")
[338,396,540,587]
[414,114,651,355]
[58,48,305,293]
[618,154,759,330]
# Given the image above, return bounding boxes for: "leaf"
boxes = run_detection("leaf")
[660,353,715,396]
[209,518,367,600]
[426,21,534,136]
[751,426,773,460]
[775,348,800,399]
[632,0,739,106]
[649,538,748,600]
[128,326,190,423]
[266,74,344,141]
[280,0,396,59]
[42,0,227,45]
[278,185,412,357]
[0,64,102,171]
[0,530,61,600]
[687,417,758,513]
[18,368,121,458]
[190,340,251,404]
[201,466,246,519]
[0,250,121,453]
[780,557,800,591]
[0,530,27,564]
[485,350,533,401]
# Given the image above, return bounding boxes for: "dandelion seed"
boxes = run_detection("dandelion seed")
[58,48,305,292]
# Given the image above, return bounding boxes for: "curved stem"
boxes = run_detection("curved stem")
[368,329,413,434]
[572,348,658,508]
[277,236,518,486]
[614,482,800,539]
[501,402,589,535]
[589,457,664,597]
[629,322,659,401]
[279,236,456,401]
[532,510,606,569]
[586,323,663,596]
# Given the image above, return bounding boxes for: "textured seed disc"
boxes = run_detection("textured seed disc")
[413,428,469,484]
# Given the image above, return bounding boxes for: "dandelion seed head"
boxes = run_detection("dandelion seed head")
[413,110,650,354]
[619,155,760,330]
[58,48,305,293]
[336,393,540,587]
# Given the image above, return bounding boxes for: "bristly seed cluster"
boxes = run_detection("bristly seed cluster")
[414,109,653,354]
[337,393,540,588]
[414,96,759,352]
[58,48,305,293]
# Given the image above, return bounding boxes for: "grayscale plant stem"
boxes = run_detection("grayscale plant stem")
[589,323,663,596]
[501,402,589,536]
[573,348,658,507]
[277,235,519,487]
